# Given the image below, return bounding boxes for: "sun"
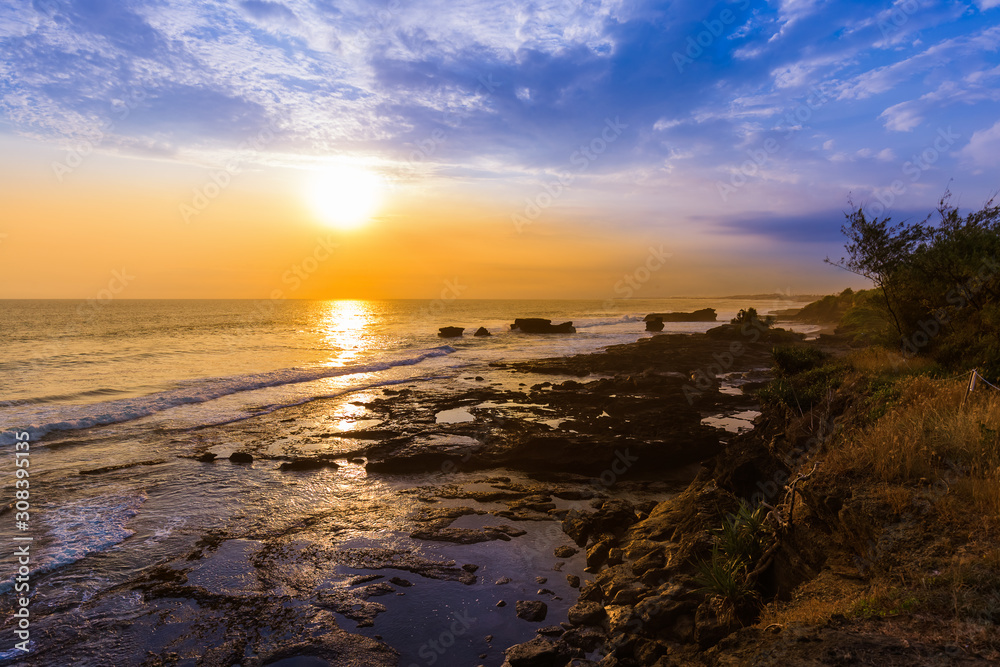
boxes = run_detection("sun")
[306,165,383,230]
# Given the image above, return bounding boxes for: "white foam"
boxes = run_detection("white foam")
[0,492,146,593]
[0,346,457,445]
[569,315,641,328]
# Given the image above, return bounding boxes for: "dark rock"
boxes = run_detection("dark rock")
[462,563,480,573]
[578,581,603,602]
[390,577,413,587]
[566,575,581,588]
[515,600,548,622]
[554,545,579,558]
[634,595,697,635]
[607,547,625,566]
[229,451,253,464]
[438,326,464,338]
[535,576,548,584]
[568,601,606,627]
[586,538,614,571]
[410,524,526,544]
[645,318,665,332]
[536,625,564,637]
[537,588,554,595]
[644,308,716,322]
[511,318,576,334]
[196,452,217,462]
[561,626,607,652]
[502,637,580,666]
[474,327,491,337]
[496,577,512,585]
[496,600,506,607]
[279,458,339,472]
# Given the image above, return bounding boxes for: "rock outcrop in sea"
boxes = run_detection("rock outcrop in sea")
[644,308,717,322]
[510,318,576,334]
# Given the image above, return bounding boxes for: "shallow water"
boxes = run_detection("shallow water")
[0,298,816,664]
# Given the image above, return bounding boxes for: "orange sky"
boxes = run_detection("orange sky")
[0,134,861,300]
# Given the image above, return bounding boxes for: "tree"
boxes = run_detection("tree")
[825,200,925,337]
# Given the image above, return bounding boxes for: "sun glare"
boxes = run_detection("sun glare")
[307,166,383,230]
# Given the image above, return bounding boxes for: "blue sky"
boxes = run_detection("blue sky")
[2,0,1000,297]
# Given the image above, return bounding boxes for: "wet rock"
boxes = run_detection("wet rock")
[554,545,579,558]
[568,601,606,627]
[409,524,526,544]
[578,581,603,602]
[390,577,413,587]
[586,538,614,571]
[229,451,253,464]
[197,452,217,462]
[501,637,580,666]
[462,563,480,573]
[561,626,607,652]
[537,588,554,595]
[359,582,396,598]
[438,326,464,338]
[474,327,491,337]
[496,577,512,585]
[536,625,564,637]
[566,575,581,588]
[279,458,340,472]
[535,576,547,584]
[497,600,507,607]
[645,318,665,332]
[515,600,548,622]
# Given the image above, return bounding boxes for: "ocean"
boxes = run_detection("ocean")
[0,298,813,665]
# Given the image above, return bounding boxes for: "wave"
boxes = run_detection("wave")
[573,314,642,328]
[0,387,131,408]
[0,492,147,594]
[0,346,457,445]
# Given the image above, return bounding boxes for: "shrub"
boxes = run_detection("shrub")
[772,345,828,376]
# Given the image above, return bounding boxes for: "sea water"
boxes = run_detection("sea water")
[0,298,813,665]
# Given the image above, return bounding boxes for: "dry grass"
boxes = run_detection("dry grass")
[845,347,938,376]
[826,372,1000,515]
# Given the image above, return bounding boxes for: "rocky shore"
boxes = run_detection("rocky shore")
[119,318,996,667]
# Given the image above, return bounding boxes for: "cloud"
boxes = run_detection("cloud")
[880,101,923,131]
[959,120,1000,167]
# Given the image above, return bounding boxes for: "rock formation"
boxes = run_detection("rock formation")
[510,318,576,334]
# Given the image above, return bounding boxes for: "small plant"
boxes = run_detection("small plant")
[694,500,772,611]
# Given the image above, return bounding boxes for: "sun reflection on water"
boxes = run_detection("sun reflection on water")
[319,300,372,367]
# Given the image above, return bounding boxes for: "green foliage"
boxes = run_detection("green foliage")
[852,591,919,619]
[831,191,1000,372]
[794,288,856,323]
[694,500,771,608]
[731,307,774,328]
[695,546,755,606]
[772,345,828,376]
[756,364,845,413]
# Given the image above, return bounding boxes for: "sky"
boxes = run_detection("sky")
[1,0,999,299]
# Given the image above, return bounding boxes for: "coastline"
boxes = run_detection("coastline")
[6,315,915,667]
